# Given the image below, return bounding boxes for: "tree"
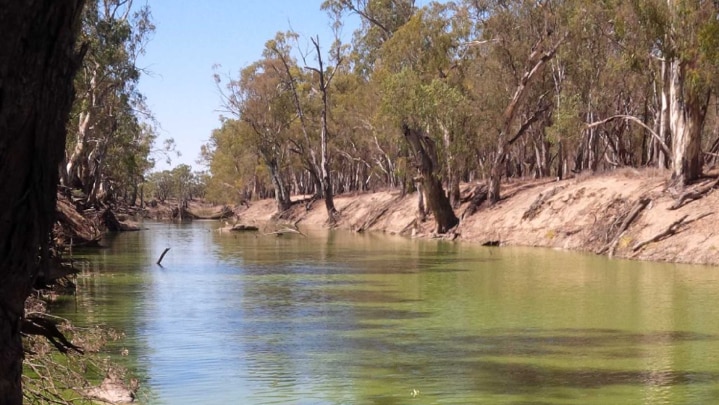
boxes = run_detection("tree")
[217,41,297,212]
[660,0,717,186]
[402,124,459,233]
[322,0,418,76]
[171,164,197,207]
[306,36,341,222]
[0,1,86,403]
[63,0,155,206]
[202,120,269,203]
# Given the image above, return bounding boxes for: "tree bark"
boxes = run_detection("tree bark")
[664,0,710,187]
[669,58,708,186]
[267,158,292,212]
[402,124,458,234]
[0,1,86,403]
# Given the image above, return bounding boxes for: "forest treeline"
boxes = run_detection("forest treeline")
[202,0,719,233]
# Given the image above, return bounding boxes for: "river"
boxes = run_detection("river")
[52,221,719,404]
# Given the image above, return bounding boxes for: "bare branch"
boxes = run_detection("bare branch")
[586,114,672,158]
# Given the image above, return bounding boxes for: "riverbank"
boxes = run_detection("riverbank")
[231,168,719,266]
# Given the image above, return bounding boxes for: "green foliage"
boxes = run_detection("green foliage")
[203,119,269,204]
[200,0,719,196]
[145,165,206,202]
[65,0,158,206]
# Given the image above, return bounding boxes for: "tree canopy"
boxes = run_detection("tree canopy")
[200,0,719,233]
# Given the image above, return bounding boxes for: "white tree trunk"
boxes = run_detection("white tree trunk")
[668,58,706,186]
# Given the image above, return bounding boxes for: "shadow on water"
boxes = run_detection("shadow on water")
[328,328,719,393]
[55,222,719,404]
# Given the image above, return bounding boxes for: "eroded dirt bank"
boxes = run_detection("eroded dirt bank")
[231,169,719,266]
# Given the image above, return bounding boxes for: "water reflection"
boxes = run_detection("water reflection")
[52,222,719,405]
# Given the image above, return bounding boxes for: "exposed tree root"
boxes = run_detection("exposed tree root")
[21,314,83,354]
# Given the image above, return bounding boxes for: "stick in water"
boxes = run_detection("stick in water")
[156,248,171,265]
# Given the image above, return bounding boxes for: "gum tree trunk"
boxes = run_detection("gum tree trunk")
[0,1,86,403]
[402,124,458,234]
[668,58,708,186]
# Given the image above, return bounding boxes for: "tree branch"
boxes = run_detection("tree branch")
[586,114,672,158]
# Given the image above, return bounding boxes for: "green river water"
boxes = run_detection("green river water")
[52,221,719,404]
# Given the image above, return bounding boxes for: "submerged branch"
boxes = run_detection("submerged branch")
[156,247,171,265]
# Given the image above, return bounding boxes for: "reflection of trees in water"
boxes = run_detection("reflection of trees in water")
[210,228,498,400]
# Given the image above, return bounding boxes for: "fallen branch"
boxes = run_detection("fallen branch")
[522,186,565,221]
[264,227,307,237]
[632,215,687,252]
[156,248,170,265]
[669,177,719,210]
[461,184,488,219]
[601,197,651,257]
[586,114,672,158]
[632,212,713,252]
[22,315,83,354]
[230,224,259,232]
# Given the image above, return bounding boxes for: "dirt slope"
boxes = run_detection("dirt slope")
[232,169,719,266]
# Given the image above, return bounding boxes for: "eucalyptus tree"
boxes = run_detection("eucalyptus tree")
[202,119,268,203]
[216,41,298,212]
[570,0,719,185]
[0,1,86,402]
[146,170,174,202]
[265,32,324,201]
[376,3,469,232]
[111,121,157,205]
[322,0,419,76]
[648,0,719,186]
[64,0,155,206]
[329,63,408,191]
[460,0,567,203]
[299,35,344,221]
[267,30,348,223]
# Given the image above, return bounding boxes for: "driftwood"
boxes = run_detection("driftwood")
[601,196,651,257]
[669,177,719,210]
[522,186,565,221]
[55,194,102,246]
[632,212,713,252]
[264,227,307,237]
[230,224,259,232]
[156,248,171,265]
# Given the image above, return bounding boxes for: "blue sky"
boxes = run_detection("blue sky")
[137,1,361,172]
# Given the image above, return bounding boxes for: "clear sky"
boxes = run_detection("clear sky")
[137,1,361,172]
